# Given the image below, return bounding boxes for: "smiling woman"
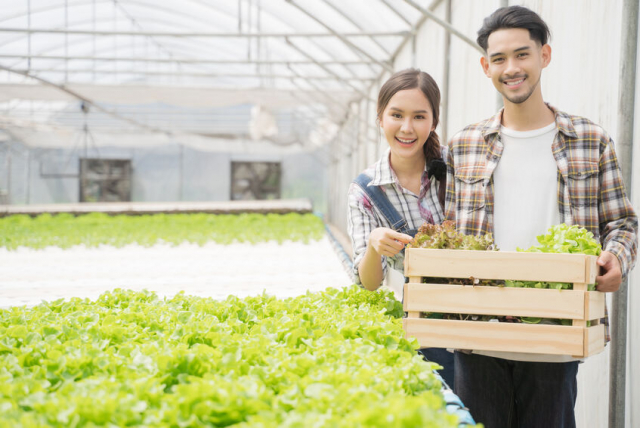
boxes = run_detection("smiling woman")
[346,68,453,387]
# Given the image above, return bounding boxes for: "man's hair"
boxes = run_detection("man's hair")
[477,5,551,52]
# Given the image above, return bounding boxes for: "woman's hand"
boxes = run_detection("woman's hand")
[368,227,414,257]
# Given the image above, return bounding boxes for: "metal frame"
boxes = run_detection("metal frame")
[0,28,409,38]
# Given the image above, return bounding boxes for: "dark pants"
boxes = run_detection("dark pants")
[454,352,579,428]
[419,348,455,389]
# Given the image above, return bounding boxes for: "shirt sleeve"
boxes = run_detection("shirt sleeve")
[598,137,638,278]
[347,182,387,287]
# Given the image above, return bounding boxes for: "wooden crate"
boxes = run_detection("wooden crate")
[403,249,605,358]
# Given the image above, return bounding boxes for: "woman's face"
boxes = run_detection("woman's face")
[379,87,435,164]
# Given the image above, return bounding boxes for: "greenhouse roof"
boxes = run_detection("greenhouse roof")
[0,0,437,150]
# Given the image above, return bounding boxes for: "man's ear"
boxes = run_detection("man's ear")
[541,44,552,68]
[480,56,491,77]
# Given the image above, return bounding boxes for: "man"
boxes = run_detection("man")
[445,5,637,428]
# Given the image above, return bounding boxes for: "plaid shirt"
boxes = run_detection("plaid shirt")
[348,148,445,286]
[445,105,638,342]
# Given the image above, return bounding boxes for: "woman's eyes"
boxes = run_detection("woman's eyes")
[391,113,425,119]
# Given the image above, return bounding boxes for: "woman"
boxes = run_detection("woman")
[347,68,452,387]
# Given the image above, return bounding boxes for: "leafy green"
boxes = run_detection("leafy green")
[0,213,325,250]
[508,224,602,294]
[0,287,459,427]
[407,220,497,251]
[518,223,602,256]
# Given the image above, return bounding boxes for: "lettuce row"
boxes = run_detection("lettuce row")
[0,287,459,427]
[0,213,325,250]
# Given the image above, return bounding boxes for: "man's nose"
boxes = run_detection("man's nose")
[505,58,522,76]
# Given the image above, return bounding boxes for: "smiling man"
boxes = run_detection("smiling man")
[444,5,638,428]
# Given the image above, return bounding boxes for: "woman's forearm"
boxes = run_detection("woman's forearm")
[358,244,384,291]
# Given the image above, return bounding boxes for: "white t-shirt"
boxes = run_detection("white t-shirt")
[492,122,561,251]
[475,122,579,363]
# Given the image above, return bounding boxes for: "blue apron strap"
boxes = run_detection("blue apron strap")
[354,173,409,233]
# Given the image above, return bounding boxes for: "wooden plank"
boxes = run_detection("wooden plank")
[572,283,587,331]
[405,318,585,356]
[585,291,606,320]
[404,283,586,319]
[583,324,605,357]
[585,255,598,284]
[404,249,597,283]
[404,277,423,314]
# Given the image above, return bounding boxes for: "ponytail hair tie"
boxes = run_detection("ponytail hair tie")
[427,158,447,181]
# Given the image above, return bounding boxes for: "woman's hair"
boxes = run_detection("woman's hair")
[376,68,441,164]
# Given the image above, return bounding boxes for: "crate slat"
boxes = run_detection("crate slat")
[404,318,585,356]
[586,290,605,320]
[404,249,597,283]
[584,324,606,357]
[403,283,587,319]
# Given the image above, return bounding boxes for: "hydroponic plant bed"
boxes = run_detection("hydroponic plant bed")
[0,212,325,250]
[0,212,351,308]
[0,287,463,427]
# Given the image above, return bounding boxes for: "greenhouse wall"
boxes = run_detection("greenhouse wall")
[0,141,328,213]
[328,2,639,427]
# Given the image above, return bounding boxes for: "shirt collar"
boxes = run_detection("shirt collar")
[370,148,396,186]
[481,103,579,140]
[370,147,428,187]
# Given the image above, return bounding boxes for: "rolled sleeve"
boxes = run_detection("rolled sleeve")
[598,137,638,278]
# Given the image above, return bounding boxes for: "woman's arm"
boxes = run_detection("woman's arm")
[358,228,412,290]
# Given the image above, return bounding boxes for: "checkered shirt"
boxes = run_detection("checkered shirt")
[445,105,638,342]
[348,148,445,286]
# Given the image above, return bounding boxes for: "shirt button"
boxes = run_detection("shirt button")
[577,172,582,176]
[492,155,498,160]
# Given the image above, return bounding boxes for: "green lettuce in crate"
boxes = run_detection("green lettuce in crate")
[407,220,497,251]
[506,224,601,291]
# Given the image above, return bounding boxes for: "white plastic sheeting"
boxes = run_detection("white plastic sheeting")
[0,0,435,149]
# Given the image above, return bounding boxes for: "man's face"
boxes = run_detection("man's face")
[480,28,551,105]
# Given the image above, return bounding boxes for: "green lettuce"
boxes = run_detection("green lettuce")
[0,288,459,427]
[0,213,325,250]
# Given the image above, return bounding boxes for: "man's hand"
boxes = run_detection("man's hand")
[596,251,622,292]
[368,228,413,257]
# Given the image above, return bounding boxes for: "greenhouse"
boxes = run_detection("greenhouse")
[1,0,639,427]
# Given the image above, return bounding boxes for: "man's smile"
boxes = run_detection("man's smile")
[501,75,527,88]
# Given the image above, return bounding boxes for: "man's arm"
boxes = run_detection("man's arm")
[596,136,638,291]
